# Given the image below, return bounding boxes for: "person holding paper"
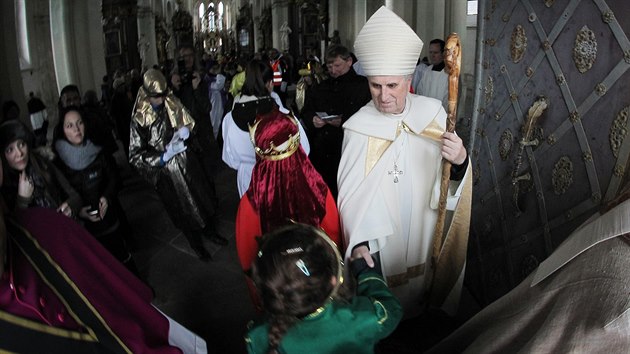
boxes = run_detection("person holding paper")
[301,45,371,197]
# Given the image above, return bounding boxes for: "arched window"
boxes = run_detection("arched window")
[15,0,31,69]
[218,2,224,31]
[199,3,206,32]
[208,3,216,32]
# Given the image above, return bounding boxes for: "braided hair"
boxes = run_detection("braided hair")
[252,223,341,353]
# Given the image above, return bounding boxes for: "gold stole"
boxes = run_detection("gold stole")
[364,119,444,175]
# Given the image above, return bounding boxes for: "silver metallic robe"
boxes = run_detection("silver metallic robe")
[129,69,215,234]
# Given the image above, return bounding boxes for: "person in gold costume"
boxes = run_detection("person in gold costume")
[129,69,227,261]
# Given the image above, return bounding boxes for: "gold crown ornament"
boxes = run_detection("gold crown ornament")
[248,115,301,161]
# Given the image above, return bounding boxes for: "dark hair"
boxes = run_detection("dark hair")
[2,100,21,123]
[430,38,446,52]
[242,60,274,97]
[53,106,85,146]
[325,45,352,62]
[59,85,80,99]
[252,223,341,353]
[83,90,99,107]
[0,119,60,210]
[58,85,81,110]
[0,119,36,181]
[177,45,199,73]
[0,119,34,153]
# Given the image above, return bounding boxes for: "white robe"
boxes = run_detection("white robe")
[338,93,469,316]
[221,92,310,197]
[414,65,448,109]
[208,74,226,139]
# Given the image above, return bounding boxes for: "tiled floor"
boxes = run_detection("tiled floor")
[117,148,256,353]
[115,145,479,353]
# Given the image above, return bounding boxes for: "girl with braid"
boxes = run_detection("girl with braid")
[246,223,402,354]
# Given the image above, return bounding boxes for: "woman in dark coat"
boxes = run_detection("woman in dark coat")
[0,120,80,217]
[53,106,136,272]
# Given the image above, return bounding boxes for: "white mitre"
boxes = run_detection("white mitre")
[354,6,423,76]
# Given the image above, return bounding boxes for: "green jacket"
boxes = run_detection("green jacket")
[245,268,402,354]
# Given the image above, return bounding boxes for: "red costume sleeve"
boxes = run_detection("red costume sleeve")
[320,190,343,251]
[235,195,262,272]
[236,191,342,271]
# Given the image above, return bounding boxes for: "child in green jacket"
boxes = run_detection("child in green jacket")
[246,223,402,354]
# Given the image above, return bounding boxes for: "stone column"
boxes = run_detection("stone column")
[328,0,338,40]
[50,0,78,91]
[387,0,415,31]
[137,4,158,70]
[271,1,288,51]
[0,0,27,114]
[446,0,467,49]
[253,2,261,53]
[353,0,366,41]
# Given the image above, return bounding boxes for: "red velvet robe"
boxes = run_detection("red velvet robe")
[0,208,182,353]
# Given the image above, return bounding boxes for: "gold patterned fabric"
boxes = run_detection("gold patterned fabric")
[132,69,195,130]
[419,120,444,142]
[365,120,443,176]
[386,264,426,288]
[365,137,392,176]
[428,163,472,309]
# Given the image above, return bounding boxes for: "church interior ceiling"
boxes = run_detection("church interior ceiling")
[468,0,630,303]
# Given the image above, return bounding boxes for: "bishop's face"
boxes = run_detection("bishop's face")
[367,75,411,114]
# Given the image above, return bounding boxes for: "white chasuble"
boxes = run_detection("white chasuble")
[338,94,471,316]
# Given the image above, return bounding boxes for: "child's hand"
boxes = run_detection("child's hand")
[351,245,375,268]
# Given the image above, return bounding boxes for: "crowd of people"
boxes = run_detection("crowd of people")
[2,5,624,354]
[0,6,466,353]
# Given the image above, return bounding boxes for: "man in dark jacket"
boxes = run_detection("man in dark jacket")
[170,45,217,181]
[301,45,371,197]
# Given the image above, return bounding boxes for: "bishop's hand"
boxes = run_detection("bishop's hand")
[441,132,467,165]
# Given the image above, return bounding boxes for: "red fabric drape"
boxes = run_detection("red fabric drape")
[1,208,180,353]
[246,109,328,234]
